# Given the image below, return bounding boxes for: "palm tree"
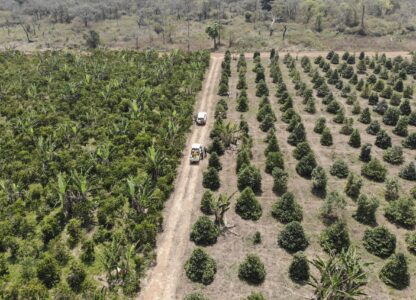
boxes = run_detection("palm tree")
[308,247,369,300]
[144,145,166,183]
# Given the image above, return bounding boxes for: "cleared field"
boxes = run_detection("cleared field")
[170,51,416,300]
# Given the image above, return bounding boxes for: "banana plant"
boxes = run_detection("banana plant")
[126,177,155,215]
[144,145,166,183]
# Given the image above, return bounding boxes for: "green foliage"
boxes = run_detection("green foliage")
[379,253,410,289]
[366,120,380,135]
[383,146,404,165]
[312,166,327,193]
[393,116,409,137]
[200,190,215,215]
[320,221,350,254]
[344,173,362,199]
[385,197,416,228]
[243,292,267,300]
[253,231,262,245]
[238,254,266,285]
[256,80,269,97]
[265,151,284,174]
[354,194,379,225]
[287,123,306,146]
[405,233,416,255]
[235,187,262,221]
[320,128,333,146]
[184,293,209,300]
[292,142,312,160]
[185,248,217,285]
[66,260,86,292]
[402,132,416,149]
[208,152,222,171]
[84,30,100,49]
[203,167,220,191]
[80,240,95,265]
[289,251,310,283]
[399,162,416,181]
[278,221,309,253]
[383,107,400,126]
[375,130,392,149]
[361,158,387,182]
[358,108,371,124]
[314,117,326,134]
[330,159,349,178]
[190,216,219,246]
[385,178,400,201]
[296,153,317,178]
[272,192,303,224]
[320,191,346,224]
[363,226,396,258]
[348,129,361,148]
[238,165,262,194]
[272,167,288,195]
[37,255,60,288]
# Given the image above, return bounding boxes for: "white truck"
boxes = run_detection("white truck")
[189,143,206,163]
[195,112,207,125]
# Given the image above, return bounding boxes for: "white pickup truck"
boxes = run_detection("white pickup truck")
[189,143,205,163]
[195,112,207,125]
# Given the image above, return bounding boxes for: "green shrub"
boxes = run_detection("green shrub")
[265,152,284,174]
[184,293,209,300]
[344,173,362,199]
[278,221,309,253]
[385,197,416,228]
[260,114,275,132]
[203,167,220,191]
[185,248,217,285]
[348,129,361,148]
[287,123,306,146]
[320,191,346,224]
[361,158,387,182]
[253,231,262,245]
[373,99,388,115]
[366,120,380,135]
[314,117,326,134]
[385,178,400,201]
[237,94,249,112]
[236,149,251,173]
[320,221,350,254]
[235,187,262,221]
[238,254,266,285]
[67,218,82,248]
[363,226,396,258]
[359,143,372,162]
[379,253,410,289]
[330,158,349,178]
[296,153,317,178]
[209,137,225,155]
[190,216,219,246]
[383,146,404,165]
[311,166,327,194]
[405,233,416,255]
[292,142,312,160]
[289,252,310,283]
[341,119,355,136]
[400,99,411,115]
[399,162,416,181]
[201,190,215,215]
[320,128,333,146]
[208,152,222,171]
[374,79,385,92]
[375,130,392,149]
[80,240,95,265]
[368,92,379,105]
[264,135,280,155]
[256,80,269,97]
[272,167,288,195]
[243,292,266,300]
[36,255,60,288]
[383,107,400,126]
[272,192,303,224]
[354,194,379,225]
[238,165,262,193]
[66,261,86,292]
[402,132,416,149]
[326,100,341,114]
[380,86,393,99]
[358,108,371,124]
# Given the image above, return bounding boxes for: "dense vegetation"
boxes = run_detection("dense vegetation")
[0,49,209,297]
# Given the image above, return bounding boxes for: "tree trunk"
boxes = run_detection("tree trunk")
[282,25,287,40]
[359,2,366,35]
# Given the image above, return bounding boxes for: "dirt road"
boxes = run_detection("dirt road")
[139,55,221,300]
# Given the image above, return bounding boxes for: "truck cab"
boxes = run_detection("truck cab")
[190,143,205,163]
[196,112,207,125]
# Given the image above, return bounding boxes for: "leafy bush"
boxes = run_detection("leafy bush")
[289,252,310,283]
[400,99,411,115]
[405,233,416,255]
[399,162,416,181]
[237,94,249,112]
[375,130,392,149]
[80,240,95,265]
[359,143,372,162]
[344,173,362,199]
[320,191,346,224]
[238,254,266,285]
[185,248,217,285]
[402,132,416,149]
[184,293,209,300]
[320,128,333,146]
[190,216,219,246]
[383,146,404,165]
[330,158,349,178]
[238,165,262,193]
[361,158,387,182]
[354,194,379,225]
[253,231,262,245]
[272,192,303,224]
[358,108,371,124]
[363,226,396,258]
[385,197,416,228]
[385,178,400,201]
[379,253,410,289]
[312,166,327,194]
[366,120,380,135]
[348,129,361,148]
[314,117,326,134]
[256,80,269,97]
[383,107,400,126]
[203,167,220,191]
[236,187,262,221]
[278,221,309,253]
[208,152,222,171]
[37,255,60,288]
[320,221,350,254]
[293,142,312,160]
[265,152,284,174]
[236,149,251,173]
[209,137,225,155]
[287,123,306,146]
[66,261,86,292]
[260,114,275,132]
[272,167,288,195]
[264,135,280,156]
[296,153,317,178]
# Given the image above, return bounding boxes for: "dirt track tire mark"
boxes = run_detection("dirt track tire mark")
[139,55,221,300]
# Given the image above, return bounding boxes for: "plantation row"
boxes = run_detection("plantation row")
[0,50,210,298]
[183,50,416,300]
